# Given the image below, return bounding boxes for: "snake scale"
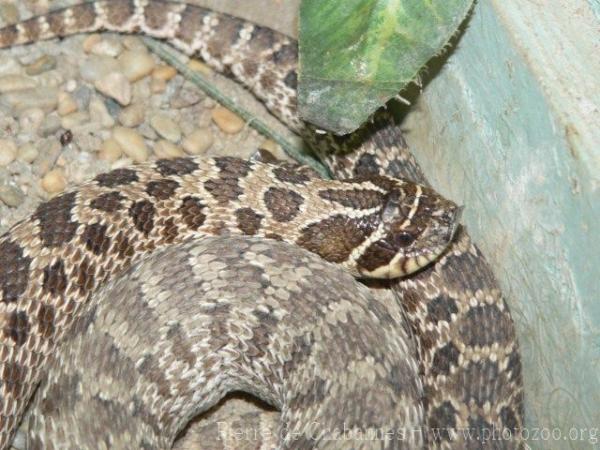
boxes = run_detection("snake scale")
[18,235,425,449]
[0,1,524,449]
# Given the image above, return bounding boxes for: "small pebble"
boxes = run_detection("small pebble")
[94,72,131,105]
[0,74,37,93]
[259,139,287,161]
[118,103,145,127]
[131,78,152,104]
[4,86,58,113]
[170,83,203,109]
[259,139,280,154]
[0,139,17,166]
[153,140,185,158]
[182,128,214,155]
[118,50,155,82]
[57,92,78,116]
[112,126,148,162]
[39,114,62,136]
[82,34,102,53]
[41,168,67,194]
[61,111,89,130]
[0,55,22,77]
[79,55,121,82]
[90,36,123,57]
[35,70,64,88]
[122,36,146,51]
[24,1,48,16]
[152,65,177,81]
[88,97,115,128]
[64,79,78,92]
[98,138,123,162]
[104,98,122,118]
[17,143,39,163]
[33,140,62,176]
[0,4,19,24]
[19,107,45,132]
[138,123,157,140]
[0,184,24,207]
[111,157,134,170]
[211,107,245,134]
[72,85,92,110]
[24,55,57,76]
[150,113,181,142]
[150,77,166,94]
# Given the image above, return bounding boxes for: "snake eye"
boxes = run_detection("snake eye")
[395,232,415,247]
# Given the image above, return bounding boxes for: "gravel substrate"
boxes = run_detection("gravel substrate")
[0,1,298,236]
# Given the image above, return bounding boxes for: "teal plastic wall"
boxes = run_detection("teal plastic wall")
[402,0,599,448]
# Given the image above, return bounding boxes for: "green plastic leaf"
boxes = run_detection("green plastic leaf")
[298,0,473,134]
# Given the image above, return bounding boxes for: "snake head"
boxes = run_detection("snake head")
[356,181,462,279]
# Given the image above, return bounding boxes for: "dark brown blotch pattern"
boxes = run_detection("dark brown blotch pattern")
[428,401,457,443]
[263,187,303,222]
[179,196,206,230]
[160,217,179,244]
[426,294,459,325]
[272,165,311,185]
[500,406,519,433]
[462,304,512,347]
[2,362,27,398]
[236,207,263,235]
[47,12,66,37]
[248,26,277,53]
[37,303,56,339]
[143,1,169,29]
[104,0,135,27]
[81,223,111,256]
[356,235,398,273]
[129,200,155,236]
[506,347,522,384]
[0,238,31,304]
[21,18,40,42]
[95,168,139,188]
[42,260,67,297]
[319,188,385,209]
[0,24,18,46]
[155,157,198,177]
[34,192,78,248]
[206,15,245,62]
[467,416,494,444]
[176,4,211,45]
[73,257,95,295]
[145,179,179,200]
[297,214,376,263]
[90,191,126,213]
[113,231,135,259]
[431,342,460,377]
[4,311,30,346]
[214,156,251,177]
[204,157,251,204]
[271,43,297,65]
[353,153,381,178]
[72,2,97,30]
[283,70,297,89]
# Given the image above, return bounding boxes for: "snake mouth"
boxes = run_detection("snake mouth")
[358,247,446,279]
